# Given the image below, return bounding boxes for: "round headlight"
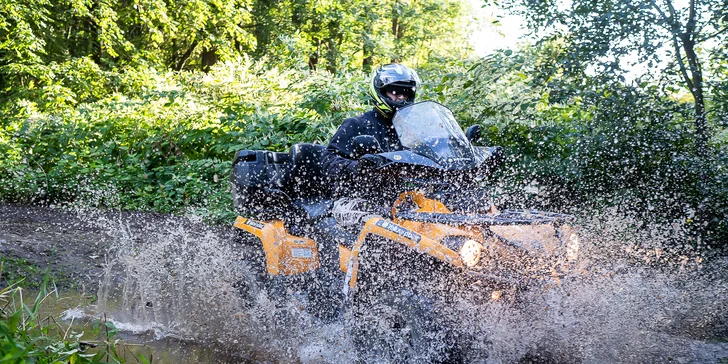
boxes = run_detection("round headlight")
[460,239,483,267]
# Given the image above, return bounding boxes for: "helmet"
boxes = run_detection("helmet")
[368,63,421,117]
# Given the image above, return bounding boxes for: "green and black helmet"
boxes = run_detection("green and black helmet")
[368,63,421,117]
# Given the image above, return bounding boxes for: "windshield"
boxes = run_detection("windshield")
[392,101,475,165]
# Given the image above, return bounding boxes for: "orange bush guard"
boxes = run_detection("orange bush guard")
[234,216,320,275]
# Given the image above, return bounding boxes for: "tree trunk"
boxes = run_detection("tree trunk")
[325,19,342,73]
[681,33,708,157]
[174,41,198,71]
[88,1,101,63]
[251,0,274,57]
[362,47,374,73]
[361,7,375,73]
[391,4,404,63]
[392,16,399,39]
[664,0,709,157]
[308,54,318,71]
[309,39,320,71]
[201,47,218,73]
[681,0,708,157]
[391,16,401,63]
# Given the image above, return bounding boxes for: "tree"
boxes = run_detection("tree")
[0,0,476,99]
[505,0,728,157]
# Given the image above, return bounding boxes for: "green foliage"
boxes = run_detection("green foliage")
[437,42,728,246]
[0,0,476,224]
[0,277,150,363]
[0,59,369,221]
[0,0,726,247]
[503,0,728,156]
[1,42,727,244]
[0,0,475,102]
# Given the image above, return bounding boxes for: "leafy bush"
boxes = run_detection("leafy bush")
[0,58,368,221]
[443,47,728,247]
[0,51,726,246]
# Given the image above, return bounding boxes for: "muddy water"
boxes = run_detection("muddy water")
[452,262,728,363]
[69,209,728,363]
[31,291,242,363]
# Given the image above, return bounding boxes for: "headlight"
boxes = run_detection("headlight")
[460,240,483,267]
[443,236,483,267]
[460,239,483,267]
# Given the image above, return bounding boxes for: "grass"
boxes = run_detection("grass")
[0,256,80,291]
[0,257,41,289]
[0,265,152,363]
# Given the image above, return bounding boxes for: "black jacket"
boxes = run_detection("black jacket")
[321,109,403,186]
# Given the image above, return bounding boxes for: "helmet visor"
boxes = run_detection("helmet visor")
[382,85,416,100]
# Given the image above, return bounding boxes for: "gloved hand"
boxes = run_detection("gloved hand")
[351,154,385,185]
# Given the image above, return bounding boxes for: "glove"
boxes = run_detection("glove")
[359,153,386,169]
[351,154,385,185]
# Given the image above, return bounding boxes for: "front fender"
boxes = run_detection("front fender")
[343,217,466,296]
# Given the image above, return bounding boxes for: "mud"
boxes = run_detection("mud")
[0,203,110,290]
[0,203,231,291]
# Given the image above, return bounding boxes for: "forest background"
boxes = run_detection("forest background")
[1,0,727,248]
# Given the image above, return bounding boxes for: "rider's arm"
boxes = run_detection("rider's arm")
[320,118,362,180]
[321,148,360,179]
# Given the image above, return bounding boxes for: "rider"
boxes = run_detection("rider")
[310,63,420,295]
[320,63,421,197]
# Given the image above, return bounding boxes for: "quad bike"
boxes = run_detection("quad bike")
[230,101,580,362]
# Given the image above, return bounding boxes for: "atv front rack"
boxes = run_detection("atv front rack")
[394,209,574,226]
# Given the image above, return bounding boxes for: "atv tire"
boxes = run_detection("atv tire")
[350,290,464,363]
[231,229,268,308]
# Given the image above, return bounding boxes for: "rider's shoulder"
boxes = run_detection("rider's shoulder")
[341,110,376,126]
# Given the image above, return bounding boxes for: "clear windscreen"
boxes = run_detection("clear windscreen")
[392,101,474,163]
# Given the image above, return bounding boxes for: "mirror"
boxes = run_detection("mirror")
[465,125,482,143]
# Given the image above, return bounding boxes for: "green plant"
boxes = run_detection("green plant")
[0,258,41,289]
[0,271,152,363]
[0,52,726,247]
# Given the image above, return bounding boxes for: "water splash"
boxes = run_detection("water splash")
[88,209,355,362]
[82,206,727,363]
[449,207,728,363]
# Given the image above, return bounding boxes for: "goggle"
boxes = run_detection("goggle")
[382,85,416,99]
